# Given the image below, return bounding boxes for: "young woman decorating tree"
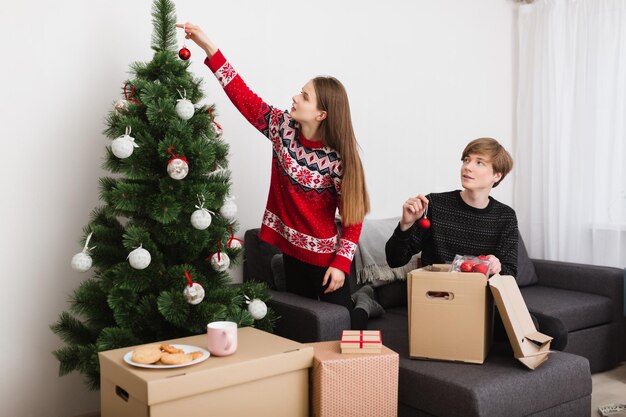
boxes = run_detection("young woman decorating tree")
[177,23,381,329]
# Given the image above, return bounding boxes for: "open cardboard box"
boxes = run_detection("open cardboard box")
[407,265,552,369]
[407,264,493,364]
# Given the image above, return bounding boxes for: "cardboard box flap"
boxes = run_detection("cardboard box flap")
[489,274,551,369]
[525,331,552,347]
[517,352,549,370]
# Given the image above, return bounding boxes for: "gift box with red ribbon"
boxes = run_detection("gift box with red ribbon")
[307,340,398,417]
[340,330,382,354]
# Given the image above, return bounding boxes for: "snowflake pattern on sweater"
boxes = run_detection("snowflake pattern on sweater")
[206,50,361,274]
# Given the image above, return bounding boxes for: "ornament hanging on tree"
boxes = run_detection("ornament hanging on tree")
[227,225,243,249]
[111,126,139,159]
[207,241,230,271]
[114,98,128,115]
[183,271,205,305]
[178,23,191,60]
[128,244,151,270]
[245,294,267,320]
[219,195,237,220]
[208,108,223,140]
[166,146,189,180]
[190,194,214,230]
[418,205,431,229]
[71,232,95,272]
[178,47,191,60]
[175,89,195,121]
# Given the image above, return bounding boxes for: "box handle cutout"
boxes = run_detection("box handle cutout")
[115,386,129,402]
[426,291,454,300]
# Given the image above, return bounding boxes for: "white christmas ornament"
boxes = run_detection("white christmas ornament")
[175,89,194,120]
[128,245,151,270]
[183,283,205,305]
[228,237,242,249]
[114,98,128,115]
[190,195,214,230]
[211,122,223,140]
[210,252,230,271]
[71,232,95,272]
[191,209,212,230]
[111,126,139,159]
[219,196,237,220]
[167,157,189,180]
[71,252,92,272]
[245,295,267,320]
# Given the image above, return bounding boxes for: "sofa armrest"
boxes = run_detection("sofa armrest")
[267,289,350,343]
[532,259,624,322]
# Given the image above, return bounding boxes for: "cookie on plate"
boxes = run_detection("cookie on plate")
[131,344,162,364]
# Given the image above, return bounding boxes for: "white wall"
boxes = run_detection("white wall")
[0,1,516,416]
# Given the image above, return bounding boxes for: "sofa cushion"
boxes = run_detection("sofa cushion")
[521,285,613,332]
[243,229,282,288]
[516,236,539,287]
[367,311,591,417]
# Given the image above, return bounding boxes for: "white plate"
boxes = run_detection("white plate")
[123,344,210,369]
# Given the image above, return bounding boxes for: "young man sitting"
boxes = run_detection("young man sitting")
[385,137,567,350]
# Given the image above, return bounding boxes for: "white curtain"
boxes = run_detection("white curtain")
[515,0,626,268]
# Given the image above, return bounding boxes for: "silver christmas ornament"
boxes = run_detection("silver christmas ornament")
[128,245,151,270]
[183,283,205,305]
[176,98,194,120]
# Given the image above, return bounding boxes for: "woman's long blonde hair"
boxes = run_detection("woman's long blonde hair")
[313,76,370,226]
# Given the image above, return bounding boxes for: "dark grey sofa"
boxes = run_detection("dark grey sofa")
[243,228,624,416]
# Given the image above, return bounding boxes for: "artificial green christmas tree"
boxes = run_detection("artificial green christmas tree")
[52,0,275,390]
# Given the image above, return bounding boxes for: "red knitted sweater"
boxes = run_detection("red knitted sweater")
[205,50,362,274]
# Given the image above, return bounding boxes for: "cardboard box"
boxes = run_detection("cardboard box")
[340,330,382,354]
[489,274,552,369]
[407,265,494,363]
[99,327,313,417]
[307,341,398,417]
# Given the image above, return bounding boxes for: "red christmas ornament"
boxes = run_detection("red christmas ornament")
[418,204,430,229]
[472,263,489,275]
[418,217,431,229]
[460,260,475,272]
[178,47,191,60]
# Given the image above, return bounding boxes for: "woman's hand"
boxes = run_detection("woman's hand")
[399,194,429,231]
[175,22,218,57]
[322,267,345,294]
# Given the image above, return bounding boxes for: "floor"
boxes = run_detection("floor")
[78,361,626,417]
[592,361,626,416]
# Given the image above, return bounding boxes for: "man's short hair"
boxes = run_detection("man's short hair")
[462,138,513,187]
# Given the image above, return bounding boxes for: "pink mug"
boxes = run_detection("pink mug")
[207,321,238,356]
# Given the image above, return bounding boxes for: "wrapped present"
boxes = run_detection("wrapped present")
[340,330,382,354]
[307,341,398,417]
